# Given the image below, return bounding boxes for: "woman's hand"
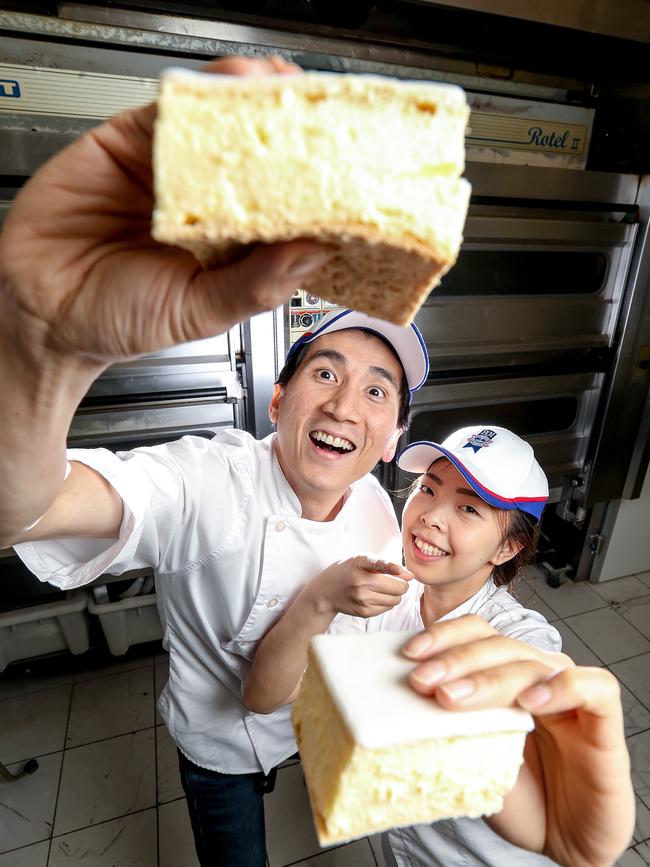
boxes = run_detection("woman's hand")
[402,615,634,867]
[304,556,413,619]
[0,56,334,366]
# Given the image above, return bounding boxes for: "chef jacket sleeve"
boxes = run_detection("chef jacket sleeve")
[13,436,247,591]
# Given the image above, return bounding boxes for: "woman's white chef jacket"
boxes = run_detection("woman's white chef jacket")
[337,575,563,652]
[14,429,402,775]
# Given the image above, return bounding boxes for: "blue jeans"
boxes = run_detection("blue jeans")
[178,750,277,867]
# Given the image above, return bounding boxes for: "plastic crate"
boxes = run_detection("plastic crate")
[0,591,90,672]
[88,593,163,656]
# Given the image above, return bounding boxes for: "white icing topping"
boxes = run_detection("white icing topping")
[159,67,467,101]
[311,631,534,749]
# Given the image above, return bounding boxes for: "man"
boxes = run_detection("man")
[0,51,427,862]
[0,55,634,867]
[9,304,424,867]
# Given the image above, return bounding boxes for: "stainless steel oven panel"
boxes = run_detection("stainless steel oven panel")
[88,364,242,400]
[88,333,240,399]
[68,398,237,450]
[418,217,637,370]
[465,164,640,204]
[386,371,603,503]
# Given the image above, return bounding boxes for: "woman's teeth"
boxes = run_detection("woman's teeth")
[414,536,448,557]
[310,431,354,452]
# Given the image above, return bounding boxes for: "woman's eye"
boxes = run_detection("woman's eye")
[418,483,433,496]
[461,504,479,515]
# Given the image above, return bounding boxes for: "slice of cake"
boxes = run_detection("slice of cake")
[292,631,533,846]
[152,69,471,326]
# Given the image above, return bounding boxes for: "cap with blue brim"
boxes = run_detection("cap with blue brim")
[397,426,548,520]
[286,309,429,400]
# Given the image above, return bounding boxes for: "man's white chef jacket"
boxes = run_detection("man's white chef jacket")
[15,429,402,775]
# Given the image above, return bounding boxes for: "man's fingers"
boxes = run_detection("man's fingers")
[186,240,336,340]
[362,592,407,610]
[365,573,411,598]
[202,56,301,76]
[361,557,414,580]
[267,56,302,74]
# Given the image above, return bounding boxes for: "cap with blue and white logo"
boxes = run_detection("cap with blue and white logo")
[397,426,549,520]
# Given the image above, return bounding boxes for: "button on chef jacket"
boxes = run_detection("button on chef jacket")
[14,429,402,775]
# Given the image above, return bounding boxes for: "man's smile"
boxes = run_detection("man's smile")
[309,429,356,454]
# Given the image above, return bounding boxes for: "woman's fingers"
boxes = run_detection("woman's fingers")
[402,614,499,659]
[402,615,573,708]
[517,666,626,741]
[414,658,557,708]
[410,635,568,690]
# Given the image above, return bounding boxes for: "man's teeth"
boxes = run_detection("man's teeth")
[414,537,448,557]
[311,431,354,451]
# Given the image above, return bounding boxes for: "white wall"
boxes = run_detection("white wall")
[598,461,650,580]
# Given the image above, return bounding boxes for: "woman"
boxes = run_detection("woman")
[245,425,635,866]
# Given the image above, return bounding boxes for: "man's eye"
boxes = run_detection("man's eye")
[317,369,335,380]
[368,386,386,398]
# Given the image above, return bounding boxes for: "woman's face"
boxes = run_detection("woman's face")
[401,459,515,593]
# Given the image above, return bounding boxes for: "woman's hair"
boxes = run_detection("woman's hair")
[493,508,541,590]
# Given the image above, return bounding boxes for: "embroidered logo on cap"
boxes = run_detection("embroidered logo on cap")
[463,429,497,454]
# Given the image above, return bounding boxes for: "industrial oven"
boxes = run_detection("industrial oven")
[1,3,649,613]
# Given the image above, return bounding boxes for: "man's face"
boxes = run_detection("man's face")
[269,329,404,504]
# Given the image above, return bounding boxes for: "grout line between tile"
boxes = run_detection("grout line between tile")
[612,608,650,649]
[72,659,155,684]
[621,686,650,716]
[154,655,161,867]
[47,804,157,845]
[556,617,608,666]
[278,841,348,867]
[64,723,158,754]
[0,839,49,859]
[46,682,76,855]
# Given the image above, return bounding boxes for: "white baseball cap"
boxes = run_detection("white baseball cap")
[286,309,429,398]
[397,426,549,520]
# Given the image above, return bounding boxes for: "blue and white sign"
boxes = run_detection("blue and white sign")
[0,79,20,98]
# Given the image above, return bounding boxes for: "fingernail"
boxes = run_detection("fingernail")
[438,679,475,701]
[285,250,335,277]
[402,633,435,659]
[410,661,446,687]
[518,683,552,710]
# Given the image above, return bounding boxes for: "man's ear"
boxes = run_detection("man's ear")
[381,427,403,463]
[268,384,284,424]
[491,537,524,566]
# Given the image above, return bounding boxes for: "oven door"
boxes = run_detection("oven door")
[68,395,239,451]
[393,189,638,509]
[385,370,602,519]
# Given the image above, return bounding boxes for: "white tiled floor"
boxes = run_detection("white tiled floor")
[2,570,650,866]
